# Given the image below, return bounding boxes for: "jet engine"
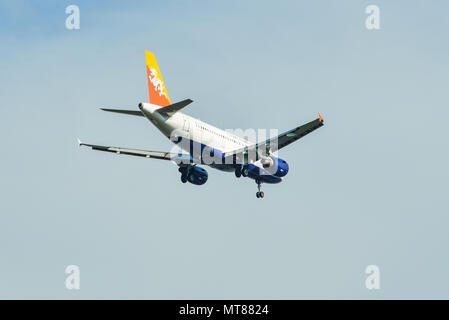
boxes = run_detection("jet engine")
[180,166,208,185]
[260,156,289,177]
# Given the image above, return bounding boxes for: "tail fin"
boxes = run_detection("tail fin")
[145,51,171,107]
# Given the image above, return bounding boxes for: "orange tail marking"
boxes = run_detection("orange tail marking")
[145,51,171,107]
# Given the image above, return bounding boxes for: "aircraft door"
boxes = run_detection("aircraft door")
[183,117,190,132]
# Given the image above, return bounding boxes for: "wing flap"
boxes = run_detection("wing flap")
[223,114,324,160]
[273,116,324,151]
[79,141,180,160]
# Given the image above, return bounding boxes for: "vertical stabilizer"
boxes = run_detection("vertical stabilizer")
[145,51,171,107]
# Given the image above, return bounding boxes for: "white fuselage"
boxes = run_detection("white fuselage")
[139,103,252,168]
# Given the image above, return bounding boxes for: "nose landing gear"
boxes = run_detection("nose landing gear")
[256,180,264,199]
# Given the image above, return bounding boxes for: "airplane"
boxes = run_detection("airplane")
[78,51,324,199]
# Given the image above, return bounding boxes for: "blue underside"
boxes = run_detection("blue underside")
[173,137,288,184]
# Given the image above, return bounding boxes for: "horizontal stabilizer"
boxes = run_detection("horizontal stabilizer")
[156,99,193,116]
[100,108,143,117]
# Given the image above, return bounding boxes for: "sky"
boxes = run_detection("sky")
[0,0,448,299]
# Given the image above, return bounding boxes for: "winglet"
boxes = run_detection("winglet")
[318,113,323,122]
[77,138,82,147]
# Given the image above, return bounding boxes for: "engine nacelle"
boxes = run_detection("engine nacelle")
[187,166,208,185]
[243,163,282,184]
[260,156,289,177]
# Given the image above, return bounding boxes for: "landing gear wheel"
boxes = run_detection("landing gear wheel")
[180,166,189,183]
[235,167,242,178]
[255,180,264,199]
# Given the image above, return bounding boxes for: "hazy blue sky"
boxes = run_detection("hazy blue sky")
[0,0,448,299]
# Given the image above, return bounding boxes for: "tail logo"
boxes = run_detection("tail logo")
[148,67,167,99]
[145,51,171,106]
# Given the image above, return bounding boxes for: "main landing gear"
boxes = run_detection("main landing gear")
[235,166,242,178]
[179,167,188,183]
[256,180,264,199]
[235,166,248,178]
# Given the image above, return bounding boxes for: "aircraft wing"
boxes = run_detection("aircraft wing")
[224,114,324,160]
[77,139,194,164]
[266,114,324,152]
